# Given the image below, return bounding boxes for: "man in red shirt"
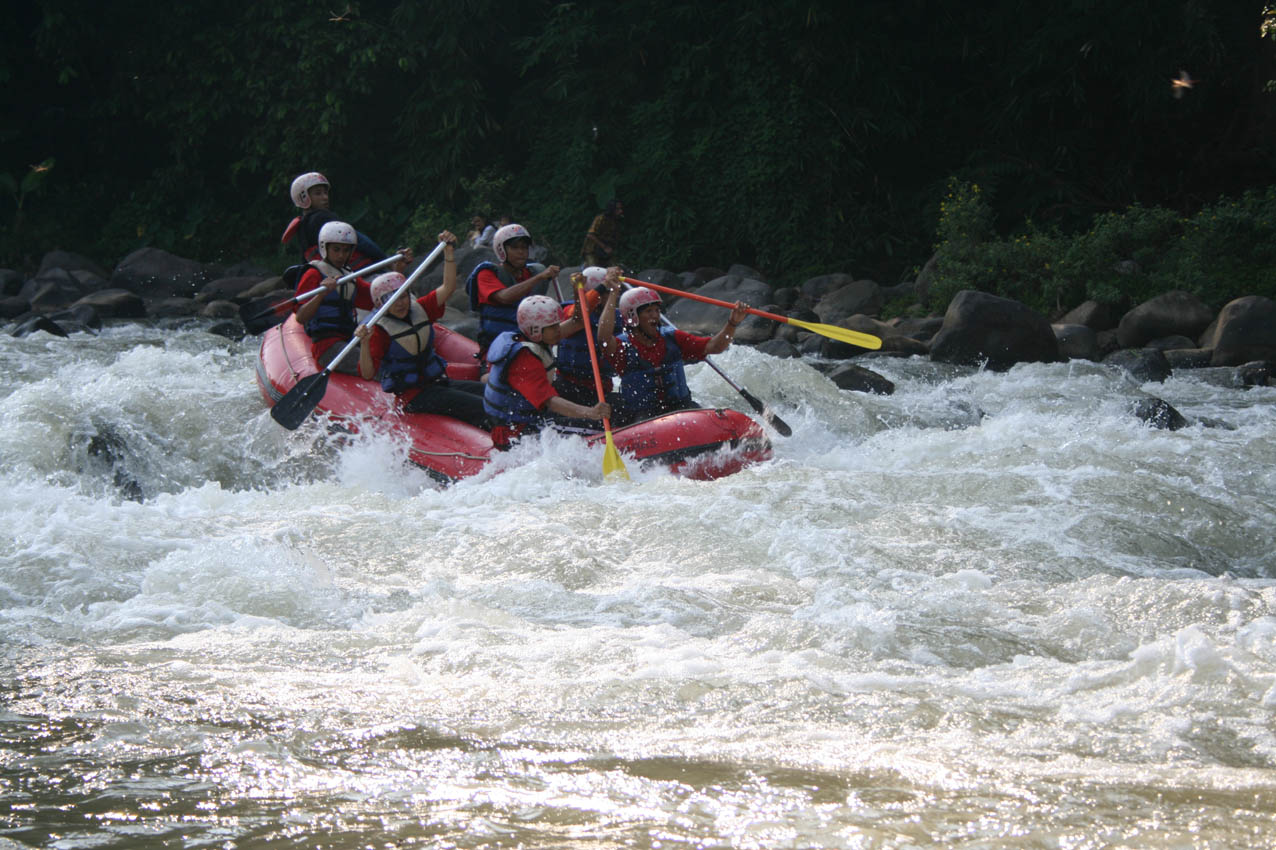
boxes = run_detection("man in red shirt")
[294,221,384,373]
[599,285,748,425]
[482,295,610,448]
[465,223,561,358]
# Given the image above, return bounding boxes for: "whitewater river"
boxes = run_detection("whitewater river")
[1,319,1273,849]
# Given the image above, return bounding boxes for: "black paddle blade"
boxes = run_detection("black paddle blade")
[270,371,330,430]
[240,295,294,335]
[763,408,793,437]
[740,388,792,437]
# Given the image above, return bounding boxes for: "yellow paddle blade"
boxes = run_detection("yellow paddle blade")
[787,317,882,350]
[602,430,630,481]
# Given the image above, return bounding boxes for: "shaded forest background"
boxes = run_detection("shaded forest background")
[3,0,1274,296]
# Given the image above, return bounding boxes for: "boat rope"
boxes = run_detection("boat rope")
[411,450,491,461]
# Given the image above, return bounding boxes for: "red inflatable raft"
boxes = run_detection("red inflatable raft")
[255,316,771,483]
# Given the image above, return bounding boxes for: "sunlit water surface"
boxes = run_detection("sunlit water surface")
[1,321,1273,849]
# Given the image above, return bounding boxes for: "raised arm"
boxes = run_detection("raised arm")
[430,230,460,303]
[704,301,749,355]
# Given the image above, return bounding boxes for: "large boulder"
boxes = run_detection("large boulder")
[71,288,146,319]
[631,269,683,298]
[196,275,271,303]
[929,290,1059,370]
[827,362,895,394]
[1116,290,1213,349]
[19,267,91,312]
[800,273,853,303]
[1,269,23,296]
[1164,348,1212,369]
[11,315,69,338]
[814,279,884,325]
[111,247,209,299]
[37,249,109,280]
[888,316,944,342]
[0,296,29,318]
[726,263,766,282]
[665,275,772,335]
[1052,323,1099,361]
[1058,300,1119,331]
[755,338,799,358]
[1104,348,1172,383]
[1200,296,1276,367]
[1130,396,1187,430]
[242,276,286,299]
[50,303,104,331]
[148,297,201,317]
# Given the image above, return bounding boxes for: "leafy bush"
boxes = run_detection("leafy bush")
[930,180,1276,316]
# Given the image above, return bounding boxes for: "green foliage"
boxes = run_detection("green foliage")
[0,0,1271,287]
[930,180,1276,315]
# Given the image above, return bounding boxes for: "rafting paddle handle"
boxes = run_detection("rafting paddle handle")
[242,253,405,332]
[270,242,447,430]
[290,253,404,309]
[620,276,882,350]
[572,273,629,480]
[702,357,793,437]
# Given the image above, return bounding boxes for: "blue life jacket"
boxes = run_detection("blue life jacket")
[555,300,619,389]
[617,327,692,413]
[376,300,448,394]
[483,332,555,425]
[464,262,524,345]
[303,260,358,341]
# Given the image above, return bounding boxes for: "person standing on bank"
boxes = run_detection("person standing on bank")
[464,223,561,358]
[598,286,748,426]
[581,199,623,267]
[352,231,489,429]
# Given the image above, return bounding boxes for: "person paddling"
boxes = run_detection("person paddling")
[282,171,410,270]
[352,231,489,428]
[293,221,401,373]
[598,286,748,426]
[464,223,561,359]
[482,295,610,449]
[554,266,623,408]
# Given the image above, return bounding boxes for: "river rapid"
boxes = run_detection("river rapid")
[1,320,1273,849]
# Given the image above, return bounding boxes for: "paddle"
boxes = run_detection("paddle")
[241,253,404,334]
[693,344,793,437]
[620,276,882,350]
[572,273,629,480]
[270,242,446,430]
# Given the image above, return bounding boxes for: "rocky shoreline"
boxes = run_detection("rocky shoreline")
[5,243,1274,429]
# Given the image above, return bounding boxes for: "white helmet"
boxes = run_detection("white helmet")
[619,287,661,326]
[290,172,329,209]
[581,266,608,289]
[493,223,531,263]
[517,295,561,343]
[318,221,357,260]
[370,272,406,307]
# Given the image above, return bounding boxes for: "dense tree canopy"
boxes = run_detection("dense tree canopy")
[3,1,1272,286]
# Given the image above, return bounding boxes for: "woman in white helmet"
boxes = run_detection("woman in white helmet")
[350,231,488,427]
[482,295,611,448]
[598,285,748,425]
[462,222,562,358]
[293,220,378,372]
[282,171,408,270]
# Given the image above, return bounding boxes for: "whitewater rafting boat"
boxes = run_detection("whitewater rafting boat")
[255,316,771,483]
